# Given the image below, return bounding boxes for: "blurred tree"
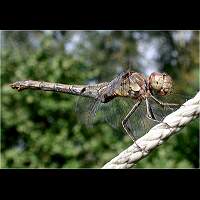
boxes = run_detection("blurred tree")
[1,31,199,168]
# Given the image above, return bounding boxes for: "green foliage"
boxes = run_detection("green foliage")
[1,31,199,168]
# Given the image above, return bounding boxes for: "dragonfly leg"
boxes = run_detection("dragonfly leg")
[146,98,176,130]
[146,97,175,130]
[145,98,162,123]
[146,115,161,123]
[150,94,180,107]
[122,100,147,152]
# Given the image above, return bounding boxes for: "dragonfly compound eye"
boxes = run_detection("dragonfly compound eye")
[160,73,173,96]
[149,72,164,90]
[149,72,173,96]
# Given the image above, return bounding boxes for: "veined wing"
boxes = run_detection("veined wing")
[149,92,189,121]
[75,71,129,126]
[75,96,102,127]
[75,92,187,140]
[74,71,131,126]
[76,95,160,139]
[99,97,158,139]
[103,71,127,96]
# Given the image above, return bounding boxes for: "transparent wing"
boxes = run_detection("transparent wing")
[99,97,158,139]
[75,96,101,127]
[127,100,158,139]
[127,92,189,139]
[75,92,187,140]
[149,92,189,121]
[105,71,131,96]
[75,71,128,127]
[98,97,133,128]
[76,95,163,140]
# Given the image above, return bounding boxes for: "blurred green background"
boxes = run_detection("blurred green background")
[1,31,199,168]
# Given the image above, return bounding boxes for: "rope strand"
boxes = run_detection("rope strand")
[102,91,200,169]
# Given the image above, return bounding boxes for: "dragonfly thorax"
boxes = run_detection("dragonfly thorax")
[114,72,147,99]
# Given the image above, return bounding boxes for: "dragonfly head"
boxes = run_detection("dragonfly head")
[149,72,173,96]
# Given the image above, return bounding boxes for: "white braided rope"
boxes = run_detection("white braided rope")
[102,91,200,169]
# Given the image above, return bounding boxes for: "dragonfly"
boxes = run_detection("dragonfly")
[10,71,183,149]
